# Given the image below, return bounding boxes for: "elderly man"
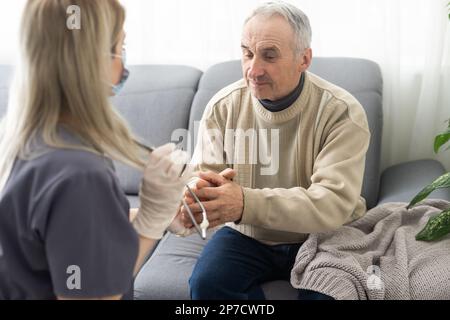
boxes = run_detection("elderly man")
[181,1,370,300]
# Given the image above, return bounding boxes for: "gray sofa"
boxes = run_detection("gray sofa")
[0,58,449,300]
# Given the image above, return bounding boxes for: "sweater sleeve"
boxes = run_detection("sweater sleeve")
[240,115,370,234]
[190,101,230,175]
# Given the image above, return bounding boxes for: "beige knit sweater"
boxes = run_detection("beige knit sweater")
[291,199,450,300]
[191,72,371,244]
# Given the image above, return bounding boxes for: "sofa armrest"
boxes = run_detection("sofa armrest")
[377,159,450,205]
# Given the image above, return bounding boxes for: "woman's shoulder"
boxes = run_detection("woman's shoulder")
[29,147,115,178]
[4,147,118,206]
[1,138,127,230]
[23,127,116,179]
[7,131,119,197]
[2,126,128,213]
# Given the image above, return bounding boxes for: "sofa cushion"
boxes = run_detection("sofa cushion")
[188,58,383,209]
[134,229,299,300]
[189,61,244,138]
[127,195,140,209]
[134,231,216,300]
[112,65,203,195]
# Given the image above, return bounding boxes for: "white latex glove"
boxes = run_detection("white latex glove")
[132,143,194,240]
[167,176,199,237]
[167,210,195,237]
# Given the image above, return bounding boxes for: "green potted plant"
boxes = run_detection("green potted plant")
[407,119,450,241]
[407,3,450,241]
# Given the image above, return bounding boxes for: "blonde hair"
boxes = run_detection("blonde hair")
[0,0,147,193]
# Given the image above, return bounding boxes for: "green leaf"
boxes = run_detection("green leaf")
[416,208,450,241]
[434,131,450,153]
[408,173,450,209]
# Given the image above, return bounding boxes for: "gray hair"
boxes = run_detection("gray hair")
[244,1,312,53]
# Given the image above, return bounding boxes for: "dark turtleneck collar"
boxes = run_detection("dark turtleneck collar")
[259,72,305,113]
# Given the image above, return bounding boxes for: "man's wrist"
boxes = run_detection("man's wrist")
[233,186,245,225]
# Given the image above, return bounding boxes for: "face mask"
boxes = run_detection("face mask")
[112,48,130,95]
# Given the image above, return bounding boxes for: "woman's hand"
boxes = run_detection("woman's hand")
[132,143,194,240]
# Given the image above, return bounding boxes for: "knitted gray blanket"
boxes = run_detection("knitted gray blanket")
[290,199,450,300]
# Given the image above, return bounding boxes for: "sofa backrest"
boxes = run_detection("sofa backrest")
[111,65,202,194]
[188,58,383,209]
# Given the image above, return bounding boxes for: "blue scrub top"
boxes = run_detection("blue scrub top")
[0,128,139,300]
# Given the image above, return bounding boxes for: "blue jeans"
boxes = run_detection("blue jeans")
[189,227,334,300]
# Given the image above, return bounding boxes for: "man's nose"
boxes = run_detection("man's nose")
[247,58,265,79]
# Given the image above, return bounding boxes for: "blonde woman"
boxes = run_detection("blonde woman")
[0,0,193,300]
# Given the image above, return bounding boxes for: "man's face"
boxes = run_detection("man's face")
[241,15,311,101]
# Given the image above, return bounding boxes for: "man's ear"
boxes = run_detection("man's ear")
[298,48,313,73]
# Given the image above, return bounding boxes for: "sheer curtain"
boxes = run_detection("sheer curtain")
[1,0,449,171]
